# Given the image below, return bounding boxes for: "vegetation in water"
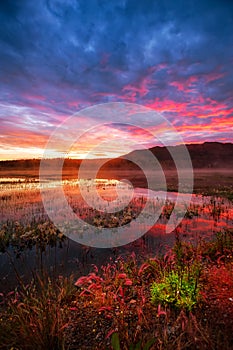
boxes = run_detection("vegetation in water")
[0,178,233,348]
[0,231,232,349]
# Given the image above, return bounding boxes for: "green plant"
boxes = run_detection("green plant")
[111,332,121,350]
[151,269,201,311]
[111,332,155,350]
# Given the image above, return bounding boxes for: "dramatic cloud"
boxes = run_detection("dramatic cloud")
[0,0,232,159]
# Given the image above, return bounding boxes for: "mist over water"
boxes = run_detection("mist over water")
[0,177,232,292]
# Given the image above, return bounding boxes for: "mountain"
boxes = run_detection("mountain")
[101,142,233,171]
[0,142,232,176]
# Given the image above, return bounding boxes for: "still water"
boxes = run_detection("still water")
[0,177,232,292]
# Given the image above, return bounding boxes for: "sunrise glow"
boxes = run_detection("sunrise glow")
[0,1,232,160]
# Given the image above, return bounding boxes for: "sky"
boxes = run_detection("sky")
[0,0,233,160]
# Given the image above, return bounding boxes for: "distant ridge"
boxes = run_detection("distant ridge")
[101,142,233,171]
[0,142,232,173]
[125,142,233,169]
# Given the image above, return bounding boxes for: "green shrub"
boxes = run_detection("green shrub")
[111,332,155,350]
[151,270,200,311]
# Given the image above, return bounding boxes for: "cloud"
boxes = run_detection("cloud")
[0,0,232,159]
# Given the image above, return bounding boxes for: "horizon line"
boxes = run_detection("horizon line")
[0,141,232,162]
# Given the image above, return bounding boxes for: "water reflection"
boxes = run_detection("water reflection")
[0,177,233,291]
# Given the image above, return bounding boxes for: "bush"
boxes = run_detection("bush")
[151,269,200,311]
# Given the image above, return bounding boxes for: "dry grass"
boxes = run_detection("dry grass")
[1,232,232,349]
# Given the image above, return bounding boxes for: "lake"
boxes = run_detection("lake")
[0,177,232,292]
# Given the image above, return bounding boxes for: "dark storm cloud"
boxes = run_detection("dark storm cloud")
[0,0,231,98]
[0,0,233,158]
